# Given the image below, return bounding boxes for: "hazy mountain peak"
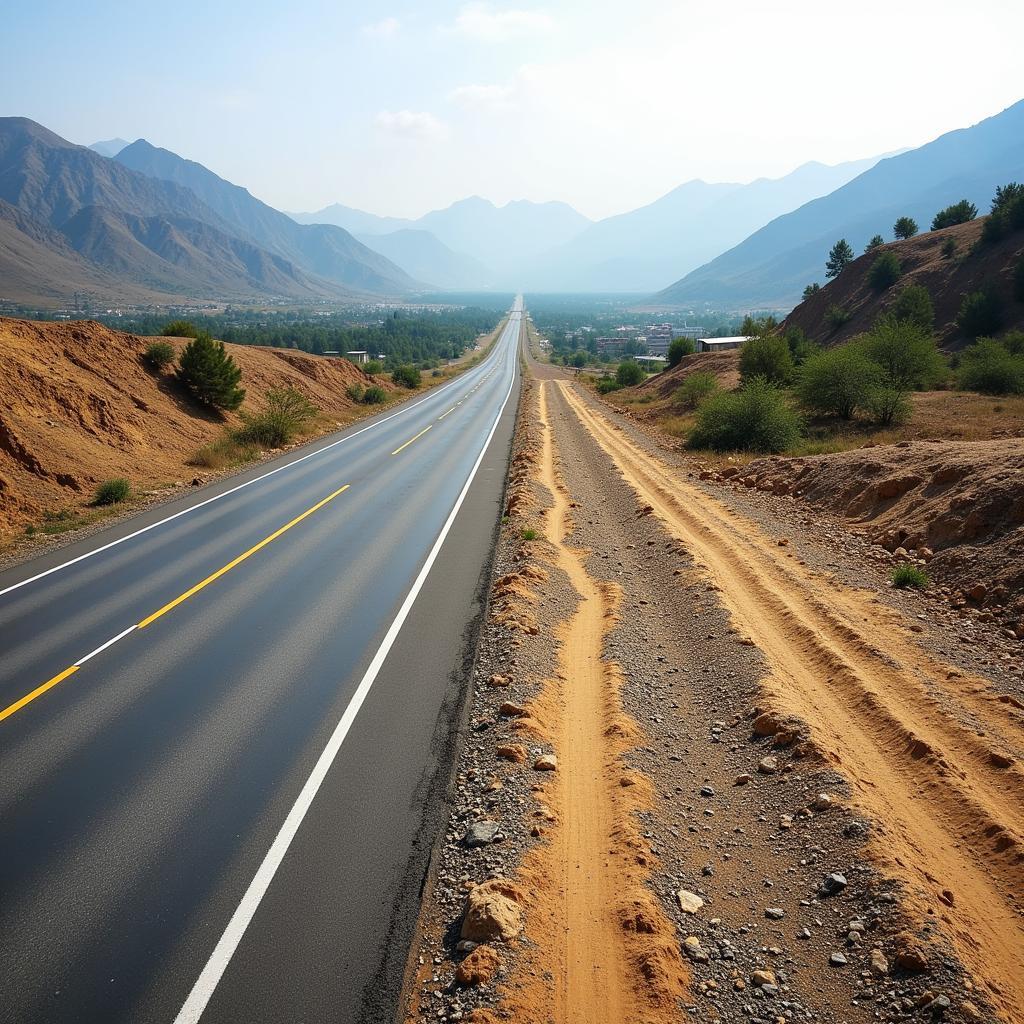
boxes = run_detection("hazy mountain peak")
[88,137,130,158]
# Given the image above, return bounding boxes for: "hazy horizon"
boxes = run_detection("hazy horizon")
[4,0,1024,221]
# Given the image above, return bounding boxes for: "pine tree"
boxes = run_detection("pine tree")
[825,239,854,279]
[864,235,885,253]
[893,216,918,240]
[176,332,245,410]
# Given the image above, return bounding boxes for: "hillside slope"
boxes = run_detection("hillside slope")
[0,317,378,532]
[115,139,421,295]
[783,218,1024,348]
[656,98,1024,309]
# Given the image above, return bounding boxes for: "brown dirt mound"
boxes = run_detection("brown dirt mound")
[635,349,740,399]
[0,316,380,534]
[740,438,1024,620]
[784,218,1024,350]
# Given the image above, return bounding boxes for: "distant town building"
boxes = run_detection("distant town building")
[347,350,370,364]
[696,336,747,353]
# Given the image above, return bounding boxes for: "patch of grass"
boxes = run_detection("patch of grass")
[891,563,929,589]
[189,436,259,470]
[92,478,131,506]
[521,527,538,541]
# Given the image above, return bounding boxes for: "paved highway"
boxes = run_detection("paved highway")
[0,299,524,1023]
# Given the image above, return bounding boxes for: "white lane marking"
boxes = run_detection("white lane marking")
[74,625,139,666]
[0,332,509,601]
[172,320,520,1024]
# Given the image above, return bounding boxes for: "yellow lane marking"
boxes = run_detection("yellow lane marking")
[1,482,351,724]
[139,483,351,629]
[0,666,79,723]
[391,425,432,456]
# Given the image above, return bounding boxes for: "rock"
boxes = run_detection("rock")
[893,931,928,973]
[870,948,889,977]
[812,793,833,811]
[495,744,527,764]
[967,583,987,603]
[820,872,848,896]
[758,756,778,775]
[683,936,709,962]
[751,969,777,987]
[677,890,705,914]
[734,773,752,786]
[990,750,1015,769]
[533,753,557,771]
[960,1000,982,1020]
[765,907,785,920]
[752,711,784,737]
[455,944,501,986]
[700,785,715,797]
[455,939,478,955]
[797,928,811,940]
[460,879,524,942]
[830,952,848,967]
[777,538,789,547]
[498,701,529,717]
[923,994,951,1014]
[486,674,511,687]
[463,821,500,847]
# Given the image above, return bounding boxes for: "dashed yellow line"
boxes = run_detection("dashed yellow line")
[391,425,432,456]
[0,666,79,723]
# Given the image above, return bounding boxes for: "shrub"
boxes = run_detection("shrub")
[891,284,934,332]
[391,364,421,388]
[176,332,245,410]
[864,235,885,253]
[826,305,851,330]
[346,383,365,403]
[190,436,258,469]
[784,326,819,366]
[689,377,802,453]
[739,333,794,384]
[893,216,918,240]
[980,183,1024,244]
[93,478,131,506]
[1015,254,1024,302]
[667,336,695,367]
[795,346,881,419]
[521,527,538,541]
[674,371,720,410]
[1002,331,1024,356]
[144,341,176,370]
[616,360,645,387]
[957,339,1024,395]
[364,359,384,375]
[596,377,621,394]
[941,237,958,259]
[864,385,912,427]
[861,316,945,391]
[825,239,854,279]
[867,251,902,291]
[931,200,977,230]
[891,564,929,589]
[956,290,1003,339]
[234,387,318,447]
[363,385,388,404]
[802,283,821,300]
[161,319,200,338]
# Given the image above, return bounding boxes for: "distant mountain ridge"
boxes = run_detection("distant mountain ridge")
[655,99,1024,309]
[89,138,129,158]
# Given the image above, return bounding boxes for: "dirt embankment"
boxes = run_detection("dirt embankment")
[783,218,1024,349]
[635,350,741,399]
[0,316,381,534]
[719,439,1024,628]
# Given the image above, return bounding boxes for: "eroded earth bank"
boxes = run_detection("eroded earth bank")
[403,363,1023,1024]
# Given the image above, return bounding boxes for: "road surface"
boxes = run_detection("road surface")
[0,300,523,1023]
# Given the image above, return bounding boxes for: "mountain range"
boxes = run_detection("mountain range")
[655,99,1024,309]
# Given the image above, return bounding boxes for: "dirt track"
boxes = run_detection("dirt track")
[557,381,1024,1019]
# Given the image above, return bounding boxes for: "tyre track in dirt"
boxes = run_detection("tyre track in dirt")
[556,380,1024,1020]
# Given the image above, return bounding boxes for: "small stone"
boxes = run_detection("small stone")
[533,753,557,771]
[454,945,500,987]
[765,908,785,920]
[923,995,951,1014]
[960,1000,982,1020]
[820,872,848,896]
[677,890,705,914]
[495,744,527,764]
[486,674,511,687]
[797,928,811,940]
[751,970,777,987]
[869,948,889,977]
[893,931,928,973]
[734,773,752,786]
[498,701,529,717]
[829,952,848,967]
[758,756,778,775]
[700,785,715,797]
[812,793,833,811]
[463,821,500,847]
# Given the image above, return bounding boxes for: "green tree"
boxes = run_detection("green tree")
[864,235,885,253]
[689,378,802,453]
[740,314,778,335]
[795,346,881,419]
[956,290,1003,339]
[176,332,245,410]
[802,282,821,300]
[891,284,934,332]
[981,182,1024,243]
[783,326,819,366]
[860,316,945,394]
[740,333,794,385]
[893,217,918,240]
[161,319,200,338]
[616,360,645,387]
[667,336,695,367]
[571,351,587,368]
[931,200,977,230]
[957,339,1024,395]
[867,251,902,291]
[825,239,855,279]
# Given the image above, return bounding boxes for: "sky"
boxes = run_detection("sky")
[3,0,1024,221]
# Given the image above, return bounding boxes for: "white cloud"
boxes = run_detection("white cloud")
[451,3,554,41]
[363,16,400,37]
[448,83,516,111]
[375,109,449,142]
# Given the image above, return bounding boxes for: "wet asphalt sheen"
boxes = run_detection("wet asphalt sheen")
[0,302,524,1024]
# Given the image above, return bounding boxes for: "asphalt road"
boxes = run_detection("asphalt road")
[0,299,524,1023]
